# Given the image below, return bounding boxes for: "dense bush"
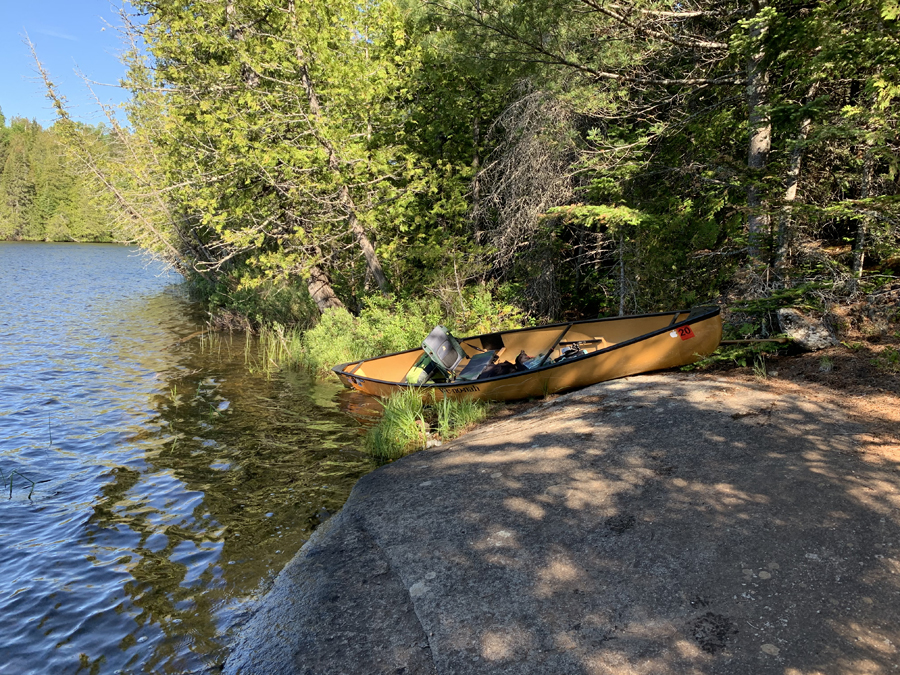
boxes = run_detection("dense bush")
[293,286,525,375]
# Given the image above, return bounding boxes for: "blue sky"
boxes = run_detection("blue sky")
[1,1,134,126]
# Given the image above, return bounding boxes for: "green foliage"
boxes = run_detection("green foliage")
[731,283,832,316]
[123,0,426,304]
[293,286,525,374]
[686,341,790,371]
[31,0,900,325]
[207,280,320,331]
[295,297,445,374]
[545,204,642,230]
[872,346,900,373]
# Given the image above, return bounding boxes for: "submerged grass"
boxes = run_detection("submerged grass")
[0,466,39,499]
[366,389,488,462]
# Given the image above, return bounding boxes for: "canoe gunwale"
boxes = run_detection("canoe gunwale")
[332,307,720,392]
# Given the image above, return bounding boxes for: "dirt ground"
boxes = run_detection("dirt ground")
[708,332,900,464]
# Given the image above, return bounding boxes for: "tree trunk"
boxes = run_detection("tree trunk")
[618,229,626,316]
[342,185,389,292]
[294,37,390,294]
[472,116,481,213]
[746,0,771,262]
[775,82,818,277]
[306,264,345,312]
[851,146,875,283]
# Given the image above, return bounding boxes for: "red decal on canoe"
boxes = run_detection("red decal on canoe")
[677,325,695,340]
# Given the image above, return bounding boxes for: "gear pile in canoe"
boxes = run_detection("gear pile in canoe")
[333,307,723,402]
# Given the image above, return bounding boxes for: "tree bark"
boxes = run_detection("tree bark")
[306,263,345,312]
[471,116,481,213]
[618,229,626,316]
[746,0,771,262]
[851,146,875,282]
[342,185,389,292]
[293,28,390,294]
[775,82,818,276]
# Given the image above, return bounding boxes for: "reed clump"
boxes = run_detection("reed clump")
[366,389,488,462]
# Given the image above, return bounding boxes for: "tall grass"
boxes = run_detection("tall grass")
[365,388,429,462]
[366,389,488,462]
[434,395,487,440]
[256,323,304,373]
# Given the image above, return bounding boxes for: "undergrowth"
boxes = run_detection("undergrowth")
[873,346,900,373]
[365,388,488,462]
[202,278,320,331]
[274,286,526,376]
[684,341,791,371]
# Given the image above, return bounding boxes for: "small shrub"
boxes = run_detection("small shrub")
[872,346,900,373]
[752,354,767,379]
[297,298,443,375]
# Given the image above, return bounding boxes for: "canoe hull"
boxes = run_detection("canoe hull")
[334,308,722,402]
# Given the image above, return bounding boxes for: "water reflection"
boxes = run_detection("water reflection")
[0,243,374,674]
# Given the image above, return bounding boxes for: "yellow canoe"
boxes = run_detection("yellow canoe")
[333,307,722,402]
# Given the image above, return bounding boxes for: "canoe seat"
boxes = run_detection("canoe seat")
[456,350,497,381]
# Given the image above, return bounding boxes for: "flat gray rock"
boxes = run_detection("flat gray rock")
[226,374,900,675]
[777,307,838,350]
[224,504,437,675]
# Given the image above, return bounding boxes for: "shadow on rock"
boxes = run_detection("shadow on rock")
[227,373,900,675]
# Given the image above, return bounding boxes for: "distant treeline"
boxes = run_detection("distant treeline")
[0,109,112,242]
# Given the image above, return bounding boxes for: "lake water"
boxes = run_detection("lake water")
[0,243,375,674]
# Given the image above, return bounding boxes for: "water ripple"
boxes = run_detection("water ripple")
[0,243,373,673]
